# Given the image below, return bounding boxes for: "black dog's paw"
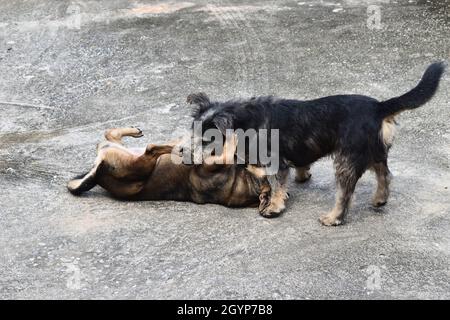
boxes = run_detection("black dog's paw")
[319,213,343,226]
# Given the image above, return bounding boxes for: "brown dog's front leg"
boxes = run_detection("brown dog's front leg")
[145,144,174,156]
[258,184,272,214]
[258,169,289,218]
[124,144,175,176]
[104,127,143,144]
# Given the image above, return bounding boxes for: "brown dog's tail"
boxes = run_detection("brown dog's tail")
[378,62,446,119]
[67,165,100,195]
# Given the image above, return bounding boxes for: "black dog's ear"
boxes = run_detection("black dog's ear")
[187,92,211,112]
[213,114,233,135]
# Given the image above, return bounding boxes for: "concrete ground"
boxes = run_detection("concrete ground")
[0,0,449,299]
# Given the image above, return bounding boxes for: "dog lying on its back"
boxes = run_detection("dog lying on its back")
[67,127,272,211]
[190,62,446,225]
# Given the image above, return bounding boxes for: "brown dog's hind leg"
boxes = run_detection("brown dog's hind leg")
[104,127,143,144]
[295,165,311,183]
[67,160,103,195]
[69,128,143,195]
[372,161,392,207]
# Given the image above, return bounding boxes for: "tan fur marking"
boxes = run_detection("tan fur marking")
[67,178,84,191]
[381,117,396,147]
[246,165,266,178]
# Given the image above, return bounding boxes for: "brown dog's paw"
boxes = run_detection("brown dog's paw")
[258,192,270,212]
[319,213,343,226]
[258,198,285,218]
[259,188,289,218]
[130,127,144,138]
[259,207,283,218]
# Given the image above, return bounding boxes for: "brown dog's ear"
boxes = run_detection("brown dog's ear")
[187,92,211,112]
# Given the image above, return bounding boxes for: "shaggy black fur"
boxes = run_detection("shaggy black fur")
[188,62,446,225]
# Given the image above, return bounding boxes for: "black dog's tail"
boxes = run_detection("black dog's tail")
[67,168,98,195]
[378,62,446,119]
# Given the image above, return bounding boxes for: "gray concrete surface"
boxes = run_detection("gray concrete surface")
[0,0,449,299]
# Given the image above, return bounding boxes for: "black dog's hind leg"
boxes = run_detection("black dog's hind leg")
[372,161,392,207]
[320,155,365,226]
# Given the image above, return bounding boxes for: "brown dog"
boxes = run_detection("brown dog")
[67,127,271,211]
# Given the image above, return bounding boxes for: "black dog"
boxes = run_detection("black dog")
[188,62,446,225]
